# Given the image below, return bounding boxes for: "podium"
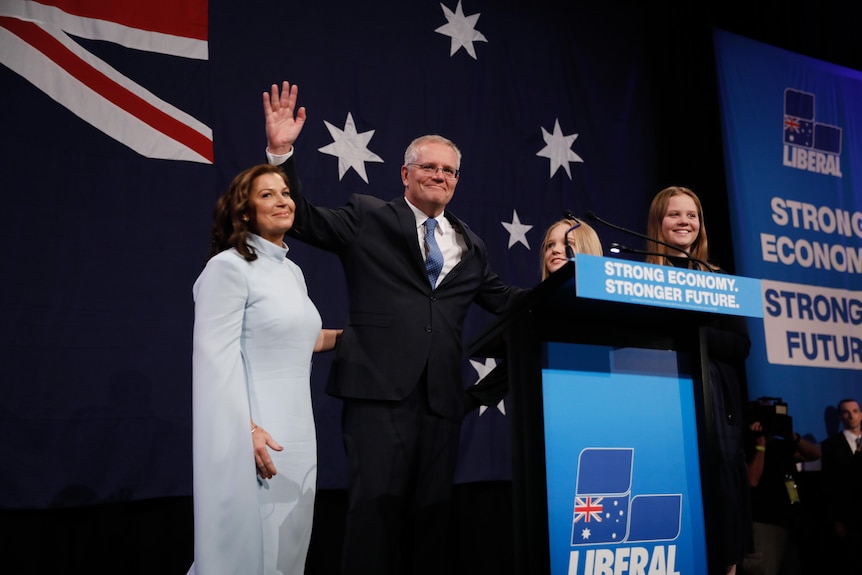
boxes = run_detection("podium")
[467,256,763,575]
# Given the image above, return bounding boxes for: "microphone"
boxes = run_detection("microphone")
[609,243,692,269]
[585,211,713,271]
[562,210,580,261]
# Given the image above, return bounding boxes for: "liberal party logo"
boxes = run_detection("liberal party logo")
[567,449,684,574]
[783,88,843,177]
[571,448,681,546]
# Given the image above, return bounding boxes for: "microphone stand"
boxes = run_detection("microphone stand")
[586,211,713,271]
[562,210,581,261]
[609,243,693,269]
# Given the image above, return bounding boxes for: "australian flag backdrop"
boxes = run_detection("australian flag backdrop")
[0,0,658,508]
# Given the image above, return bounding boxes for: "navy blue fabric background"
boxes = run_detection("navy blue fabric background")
[2,1,860,512]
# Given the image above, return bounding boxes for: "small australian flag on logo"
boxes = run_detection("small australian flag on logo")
[783,88,842,154]
[571,448,682,546]
[784,89,814,148]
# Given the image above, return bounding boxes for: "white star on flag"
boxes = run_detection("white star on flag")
[501,210,533,249]
[435,1,487,59]
[536,118,584,179]
[470,357,505,415]
[318,112,384,182]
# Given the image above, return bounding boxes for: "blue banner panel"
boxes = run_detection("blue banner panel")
[575,254,763,317]
[543,343,707,575]
[714,29,862,440]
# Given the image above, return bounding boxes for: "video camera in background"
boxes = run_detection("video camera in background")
[745,397,794,440]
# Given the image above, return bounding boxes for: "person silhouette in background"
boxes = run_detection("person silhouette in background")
[820,398,862,574]
[744,401,821,575]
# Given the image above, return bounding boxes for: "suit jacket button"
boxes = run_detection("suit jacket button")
[430,296,437,302]
[425,325,432,332]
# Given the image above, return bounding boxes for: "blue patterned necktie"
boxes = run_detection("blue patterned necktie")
[424,218,444,288]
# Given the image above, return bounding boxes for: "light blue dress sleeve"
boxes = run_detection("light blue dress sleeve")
[190,251,264,575]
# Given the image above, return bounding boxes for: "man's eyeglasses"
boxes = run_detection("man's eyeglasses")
[407,163,460,180]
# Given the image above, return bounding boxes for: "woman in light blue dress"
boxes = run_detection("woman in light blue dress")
[189,164,340,575]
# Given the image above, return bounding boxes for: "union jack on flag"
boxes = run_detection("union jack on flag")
[783,115,813,147]
[0,0,212,163]
[573,496,604,523]
[784,116,801,133]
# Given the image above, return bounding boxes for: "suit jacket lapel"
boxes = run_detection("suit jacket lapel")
[444,212,472,250]
[440,211,474,284]
[393,197,427,276]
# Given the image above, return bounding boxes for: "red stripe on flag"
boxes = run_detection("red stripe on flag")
[1,16,213,163]
[31,0,208,40]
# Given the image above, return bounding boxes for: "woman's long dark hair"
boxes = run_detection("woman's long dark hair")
[206,164,289,262]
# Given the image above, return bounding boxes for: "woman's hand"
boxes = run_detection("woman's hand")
[251,423,284,479]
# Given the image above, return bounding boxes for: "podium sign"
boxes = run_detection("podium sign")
[543,343,707,575]
[575,254,763,317]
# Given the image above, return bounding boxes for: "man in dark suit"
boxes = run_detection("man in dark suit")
[820,398,862,574]
[263,81,525,575]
